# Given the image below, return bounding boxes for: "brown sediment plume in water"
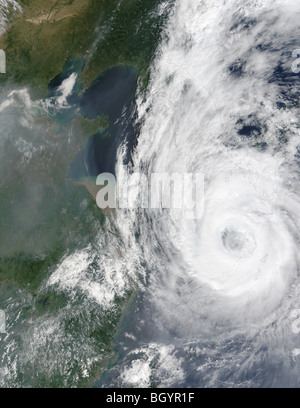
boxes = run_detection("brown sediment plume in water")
[73,177,114,217]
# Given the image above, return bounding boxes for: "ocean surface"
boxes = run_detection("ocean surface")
[1,0,300,388]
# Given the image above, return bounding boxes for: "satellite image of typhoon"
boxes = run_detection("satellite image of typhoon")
[0,0,300,389]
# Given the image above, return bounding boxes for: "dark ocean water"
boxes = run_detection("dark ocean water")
[2,0,300,388]
[68,64,139,178]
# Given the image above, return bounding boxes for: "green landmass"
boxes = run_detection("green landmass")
[0,0,172,387]
[0,0,172,97]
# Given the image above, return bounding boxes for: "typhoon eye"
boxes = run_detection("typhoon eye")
[221,227,256,258]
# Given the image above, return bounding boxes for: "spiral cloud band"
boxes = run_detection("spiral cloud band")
[103,0,300,387]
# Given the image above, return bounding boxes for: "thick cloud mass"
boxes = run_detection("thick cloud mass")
[106,0,300,387]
